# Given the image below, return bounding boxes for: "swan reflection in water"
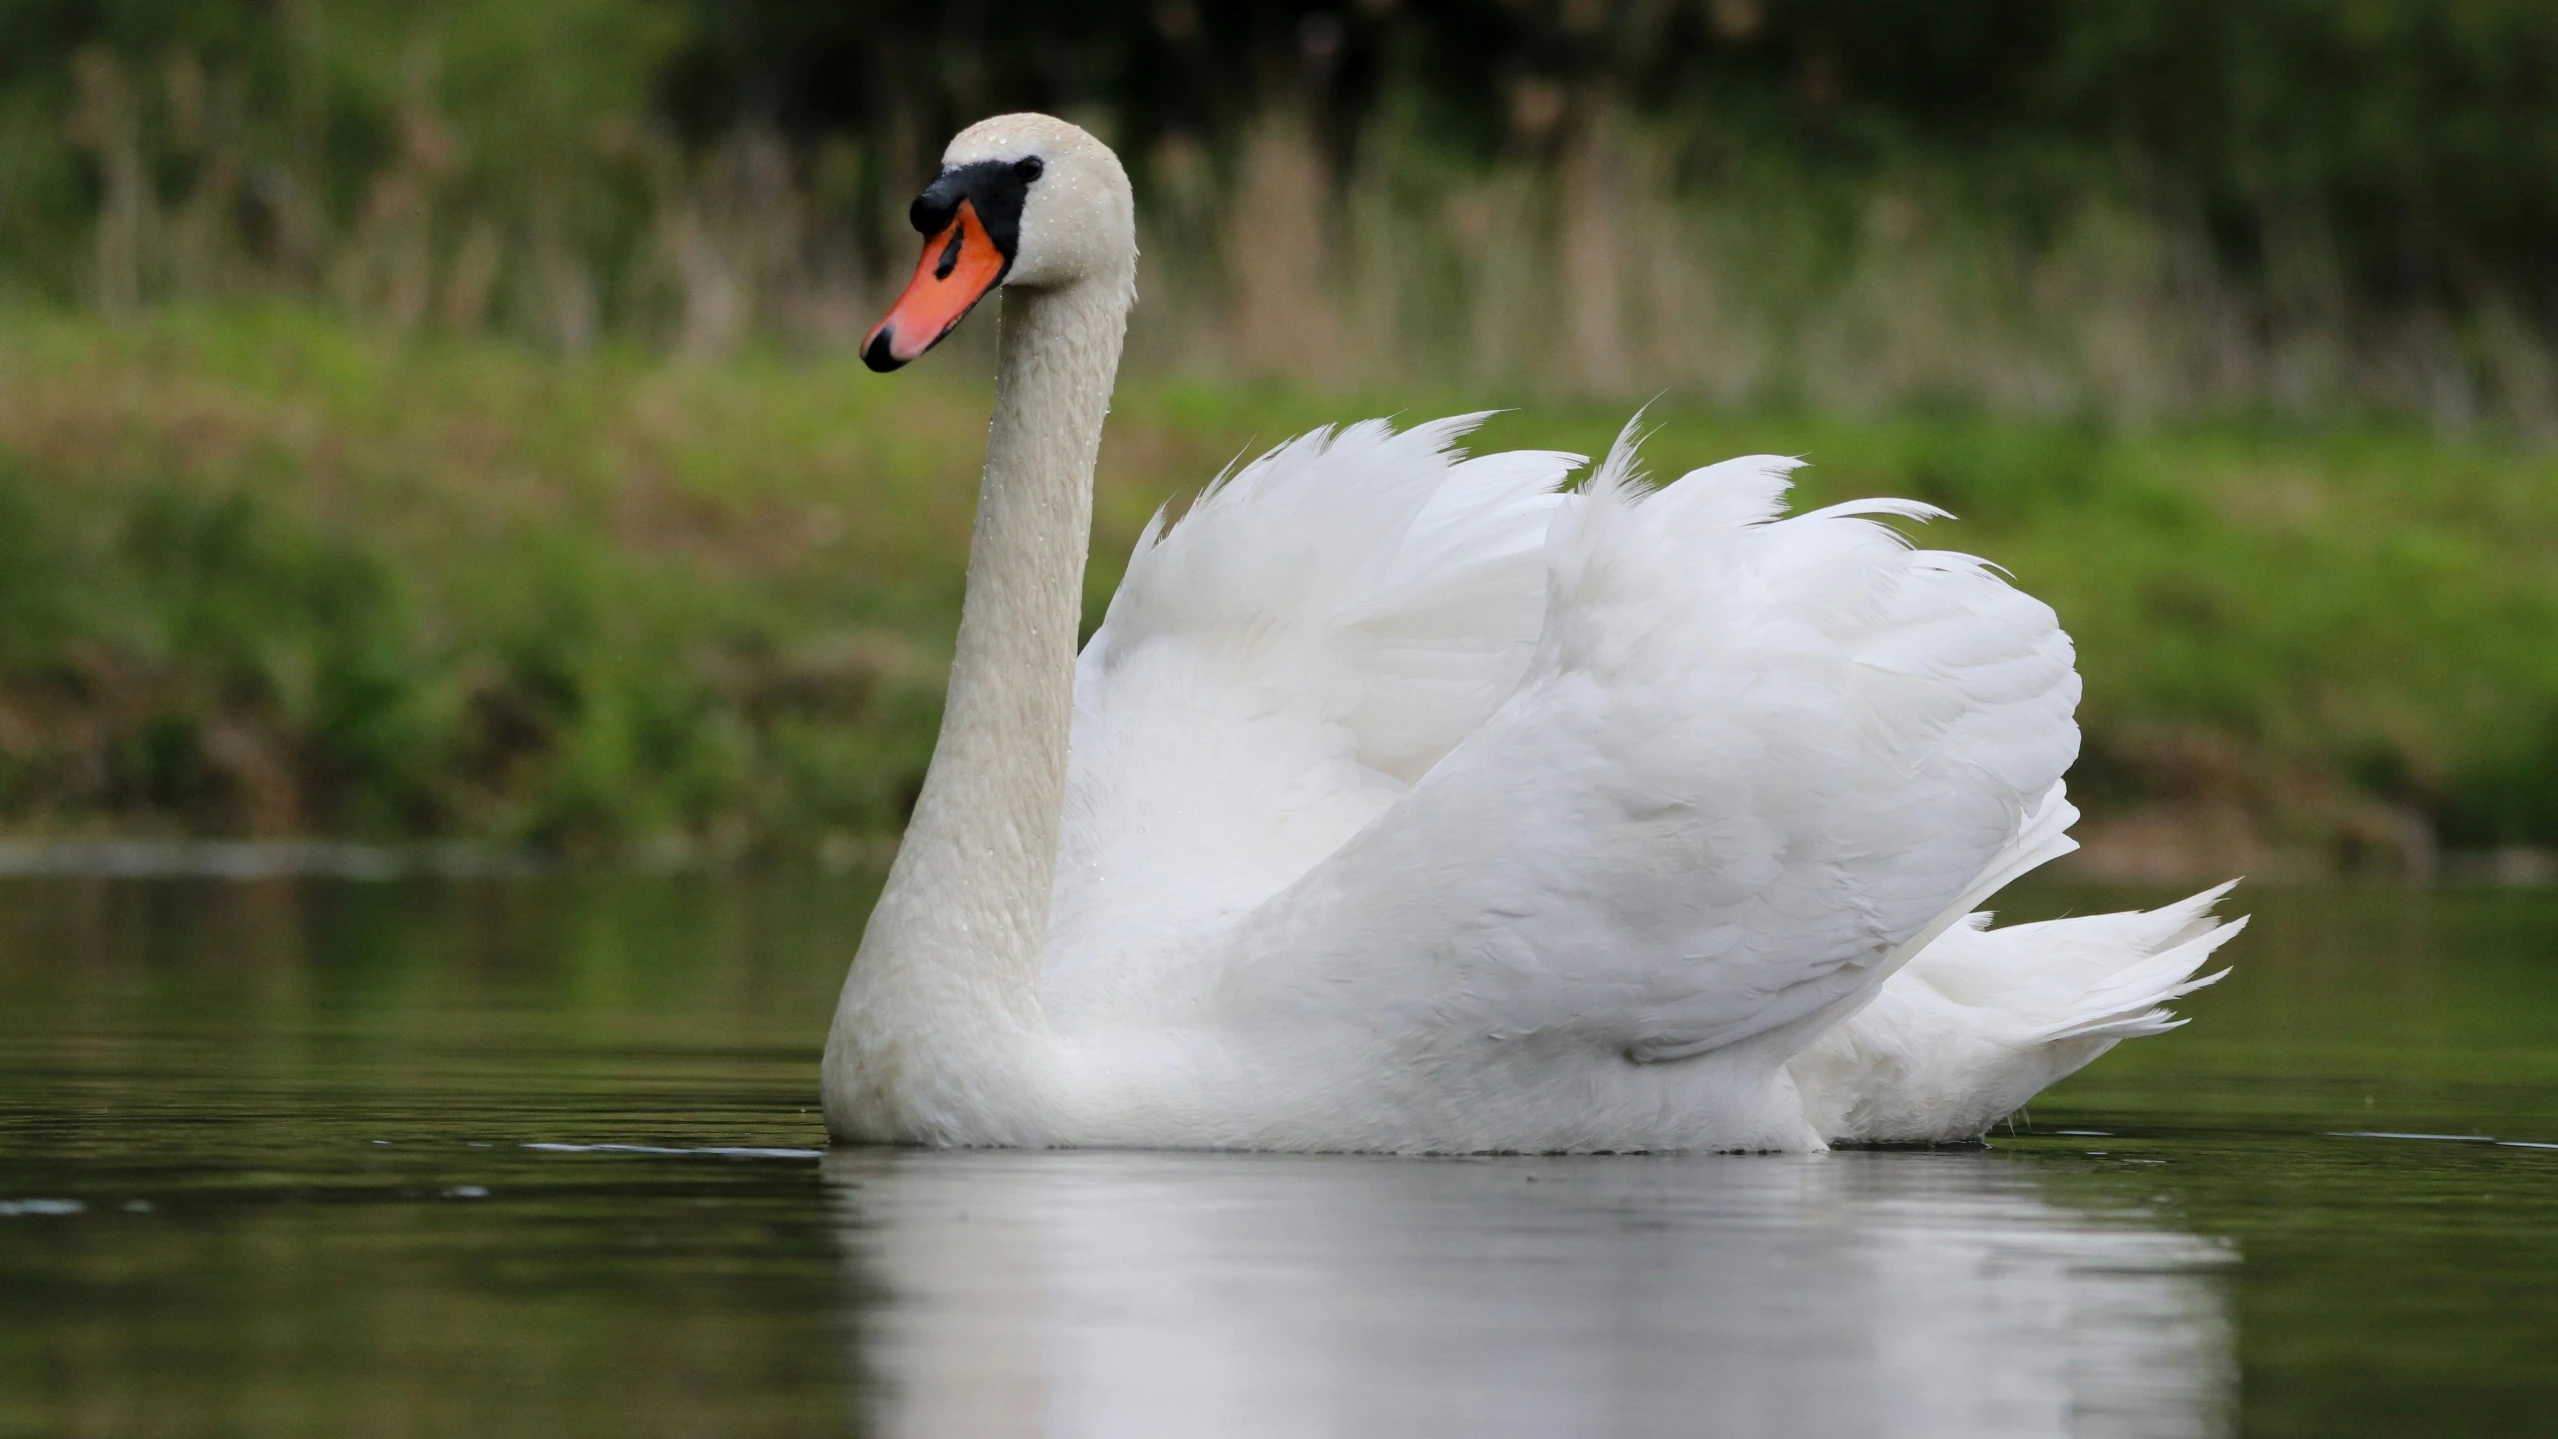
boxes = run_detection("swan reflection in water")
[825,1149,2232,1439]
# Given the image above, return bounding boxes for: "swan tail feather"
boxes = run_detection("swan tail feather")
[2028,916,2244,1043]
[1788,882,2245,1145]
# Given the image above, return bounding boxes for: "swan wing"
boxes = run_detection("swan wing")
[1221,430,2083,1074]
[1046,416,1582,1003]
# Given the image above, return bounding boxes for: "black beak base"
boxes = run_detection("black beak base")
[861,154,1042,377]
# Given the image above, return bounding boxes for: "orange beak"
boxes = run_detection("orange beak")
[863,199,1009,372]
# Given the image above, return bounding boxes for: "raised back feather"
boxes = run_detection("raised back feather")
[1045,417,1580,1012]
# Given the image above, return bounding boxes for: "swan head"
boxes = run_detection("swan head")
[863,113,1135,372]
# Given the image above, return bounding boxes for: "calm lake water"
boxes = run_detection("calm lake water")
[2,874,2554,1438]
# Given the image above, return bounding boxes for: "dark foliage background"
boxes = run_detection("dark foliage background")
[5,1,2556,328]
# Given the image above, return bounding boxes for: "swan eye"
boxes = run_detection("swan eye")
[1015,156,1045,183]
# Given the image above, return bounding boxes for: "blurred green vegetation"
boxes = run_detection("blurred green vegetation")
[7,2,2558,419]
[0,308,976,855]
[0,307,2554,865]
[3,5,2557,862]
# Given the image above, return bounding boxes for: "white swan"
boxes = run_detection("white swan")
[822,113,2241,1153]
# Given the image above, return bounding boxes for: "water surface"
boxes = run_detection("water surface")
[1,877,2553,1436]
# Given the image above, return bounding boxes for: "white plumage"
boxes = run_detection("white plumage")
[822,113,2239,1153]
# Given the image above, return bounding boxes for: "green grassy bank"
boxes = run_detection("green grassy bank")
[1,306,2552,874]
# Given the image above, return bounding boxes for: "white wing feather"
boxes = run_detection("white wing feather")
[1202,422,2079,1062]
[1045,417,1579,1015]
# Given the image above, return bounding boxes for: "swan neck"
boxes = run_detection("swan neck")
[825,270,1130,1141]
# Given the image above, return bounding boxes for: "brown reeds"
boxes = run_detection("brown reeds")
[33,70,2558,432]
